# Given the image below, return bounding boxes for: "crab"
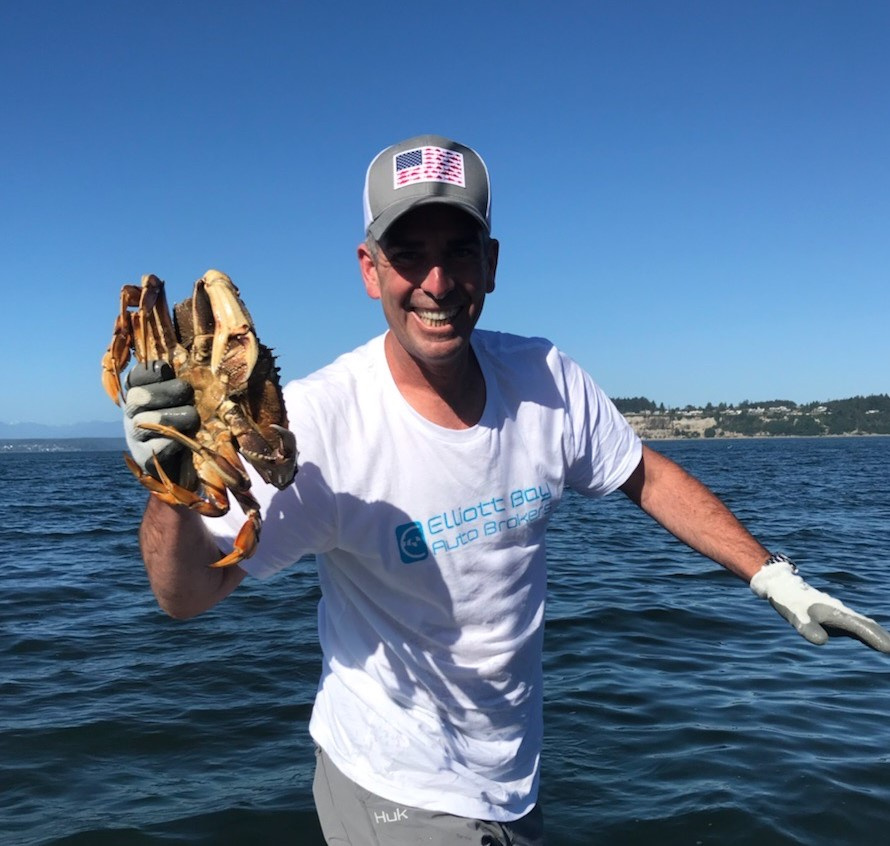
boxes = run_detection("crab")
[101,269,297,568]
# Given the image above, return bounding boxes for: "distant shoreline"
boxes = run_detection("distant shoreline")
[619,395,890,439]
[639,432,890,443]
[2,433,889,455]
[0,437,126,453]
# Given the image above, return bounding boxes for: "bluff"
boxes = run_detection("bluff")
[614,395,890,439]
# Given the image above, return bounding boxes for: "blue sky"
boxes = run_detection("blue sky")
[2,1,888,425]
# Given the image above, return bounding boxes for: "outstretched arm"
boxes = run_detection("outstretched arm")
[140,490,245,620]
[619,445,768,580]
[620,445,890,652]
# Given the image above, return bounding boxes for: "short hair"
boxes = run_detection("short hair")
[365,231,381,262]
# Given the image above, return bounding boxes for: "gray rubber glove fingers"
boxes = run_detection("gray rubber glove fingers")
[122,361,199,473]
[752,561,890,653]
[768,598,890,652]
[125,380,196,420]
[126,360,175,389]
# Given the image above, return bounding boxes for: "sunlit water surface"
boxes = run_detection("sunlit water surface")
[3,437,890,844]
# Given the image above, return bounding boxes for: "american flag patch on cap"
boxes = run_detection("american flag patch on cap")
[392,146,466,189]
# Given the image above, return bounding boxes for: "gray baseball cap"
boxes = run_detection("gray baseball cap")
[362,134,491,241]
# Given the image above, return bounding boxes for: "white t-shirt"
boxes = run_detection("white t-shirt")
[204,329,642,821]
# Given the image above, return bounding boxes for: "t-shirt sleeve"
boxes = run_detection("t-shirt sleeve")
[557,350,642,497]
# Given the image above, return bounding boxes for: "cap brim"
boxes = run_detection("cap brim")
[367,196,490,242]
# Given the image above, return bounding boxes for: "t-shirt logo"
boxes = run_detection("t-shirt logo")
[395,522,429,564]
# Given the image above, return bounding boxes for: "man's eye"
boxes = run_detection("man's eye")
[450,245,480,261]
[390,251,420,265]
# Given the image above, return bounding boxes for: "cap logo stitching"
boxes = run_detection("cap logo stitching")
[392,146,466,190]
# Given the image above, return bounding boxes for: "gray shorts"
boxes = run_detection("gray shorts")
[312,745,544,845]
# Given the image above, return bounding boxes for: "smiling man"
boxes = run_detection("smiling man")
[127,134,890,846]
[358,202,497,428]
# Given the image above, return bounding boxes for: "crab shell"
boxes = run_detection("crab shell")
[171,271,297,490]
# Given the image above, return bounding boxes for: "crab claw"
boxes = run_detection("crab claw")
[242,424,298,490]
[208,510,261,568]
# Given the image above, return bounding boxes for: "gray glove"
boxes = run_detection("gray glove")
[123,361,199,477]
[750,554,890,652]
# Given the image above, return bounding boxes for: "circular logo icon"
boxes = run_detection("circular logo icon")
[396,522,428,563]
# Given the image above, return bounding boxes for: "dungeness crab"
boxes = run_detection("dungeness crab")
[101,270,297,568]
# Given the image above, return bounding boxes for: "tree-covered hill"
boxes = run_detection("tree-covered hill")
[614,395,890,438]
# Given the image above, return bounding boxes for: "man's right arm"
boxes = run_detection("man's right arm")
[140,489,246,619]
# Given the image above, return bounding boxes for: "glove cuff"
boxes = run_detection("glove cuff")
[749,553,798,599]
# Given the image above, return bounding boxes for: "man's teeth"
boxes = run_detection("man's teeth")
[415,308,458,326]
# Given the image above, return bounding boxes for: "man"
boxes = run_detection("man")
[125,134,890,846]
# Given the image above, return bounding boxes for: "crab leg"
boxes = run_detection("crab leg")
[208,509,261,568]
[125,454,259,569]
[135,421,251,493]
[123,454,228,516]
[101,285,142,405]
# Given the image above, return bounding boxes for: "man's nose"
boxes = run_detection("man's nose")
[420,264,454,300]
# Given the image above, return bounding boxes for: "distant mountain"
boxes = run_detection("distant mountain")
[0,420,123,439]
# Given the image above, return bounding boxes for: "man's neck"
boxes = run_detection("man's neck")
[383,332,486,429]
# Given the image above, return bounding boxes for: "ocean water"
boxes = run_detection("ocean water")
[3,437,890,845]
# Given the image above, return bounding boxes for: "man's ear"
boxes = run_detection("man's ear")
[357,242,381,300]
[486,238,499,294]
